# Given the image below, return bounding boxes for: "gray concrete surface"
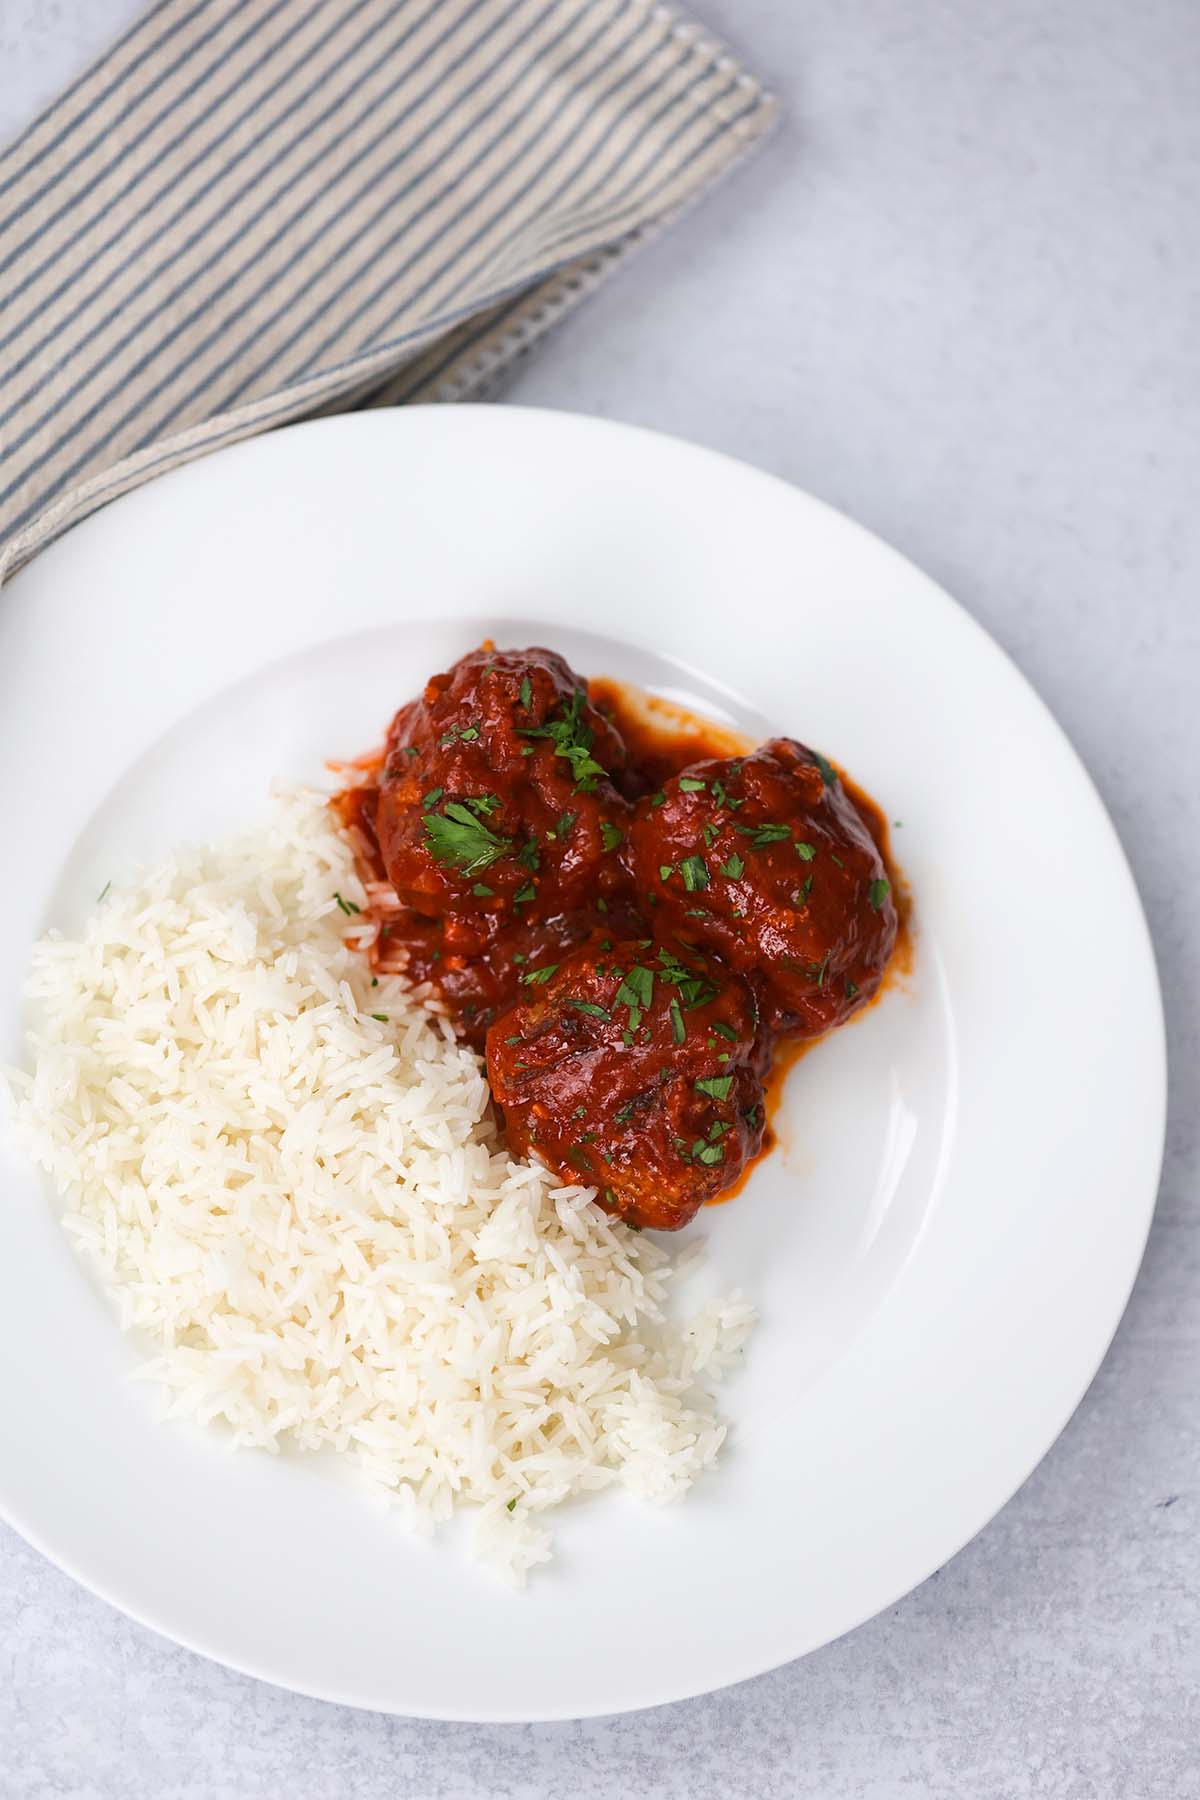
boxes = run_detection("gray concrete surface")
[1,1,1197,1794]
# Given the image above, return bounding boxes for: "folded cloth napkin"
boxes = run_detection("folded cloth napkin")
[0,0,775,578]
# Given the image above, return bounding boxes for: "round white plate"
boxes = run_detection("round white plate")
[0,408,1164,1720]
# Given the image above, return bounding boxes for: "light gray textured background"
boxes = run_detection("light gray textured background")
[2,2,1197,1795]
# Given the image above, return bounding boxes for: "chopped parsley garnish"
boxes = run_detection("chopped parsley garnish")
[615,1104,634,1124]
[513,882,536,905]
[681,1138,725,1167]
[695,1075,733,1101]
[869,878,890,910]
[596,897,609,912]
[462,792,502,817]
[333,891,360,916]
[678,776,706,793]
[845,978,859,999]
[520,962,559,985]
[616,965,655,1011]
[569,999,610,1019]
[678,855,710,892]
[649,790,666,809]
[371,977,379,987]
[97,880,112,903]
[472,882,494,897]
[519,675,532,710]
[712,1021,737,1041]
[736,822,791,847]
[438,721,481,747]
[423,802,512,875]
[517,838,540,872]
[549,811,577,841]
[710,778,742,812]
[658,863,674,881]
[811,750,838,788]
[669,998,686,1044]
[794,841,816,862]
[793,875,813,905]
[371,1013,388,1023]
[811,950,832,988]
[512,952,526,964]
[422,787,444,807]
[518,687,607,790]
[719,851,744,879]
[404,745,419,759]
[506,1497,518,1512]
[600,821,623,852]
[504,1033,522,1044]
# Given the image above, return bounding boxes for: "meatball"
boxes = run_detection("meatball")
[374,647,631,954]
[629,739,897,1037]
[486,936,766,1231]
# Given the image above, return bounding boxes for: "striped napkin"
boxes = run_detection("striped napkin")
[0,0,775,579]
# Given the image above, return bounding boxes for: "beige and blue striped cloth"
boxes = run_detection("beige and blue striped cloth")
[0,0,775,578]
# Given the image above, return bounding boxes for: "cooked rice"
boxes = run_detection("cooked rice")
[1,788,754,1582]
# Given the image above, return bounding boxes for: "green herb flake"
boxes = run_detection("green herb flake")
[97,880,112,903]
[422,786,444,807]
[405,745,420,759]
[869,878,890,911]
[696,1074,733,1101]
[520,963,559,986]
[463,792,502,817]
[812,750,838,788]
[570,999,611,1020]
[506,1497,518,1512]
[371,977,379,987]
[519,675,532,710]
[601,821,623,852]
[845,978,860,999]
[795,841,816,862]
[712,1021,737,1041]
[371,1013,388,1023]
[649,790,666,809]
[678,855,710,892]
[333,891,360,916]
[711,778,743,812]
[830,852,845,870]
[423,803,512,875]
[472,882,494,897]
[504,1034,522,1045]
[616,965,655,1012]
[793,875,814,906]
[658,863,674,881]
[720,851,744,879]
[518,688,607,790]
[513,882,537,905]
[678,776,707,793]
[669,998,686,1044]
[736,822,791,848]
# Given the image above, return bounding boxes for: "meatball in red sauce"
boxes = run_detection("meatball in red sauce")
[628,739,898,1038]
[487,937,766,1232]
[334,649,905,1228]
[375,647,631,954]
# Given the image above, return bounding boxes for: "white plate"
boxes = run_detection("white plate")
[0,408,1164,1721]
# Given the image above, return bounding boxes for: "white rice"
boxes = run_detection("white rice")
[1,788,754,1583]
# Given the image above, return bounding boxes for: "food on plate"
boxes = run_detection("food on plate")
[339,644,902,1228]
[628,739,897,1037]
[1,638,904,1583]
[1,791,753,1583]
[487,934,766,1234]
